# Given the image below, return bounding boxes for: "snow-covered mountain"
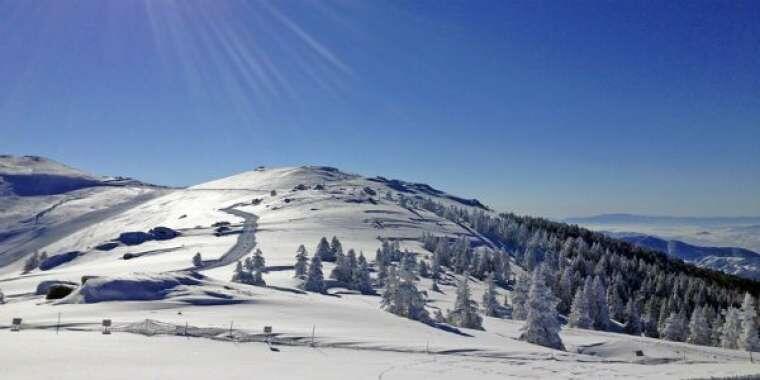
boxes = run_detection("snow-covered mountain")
[0,155,169,267]
[2,158,760,379]
[608,232,760,280]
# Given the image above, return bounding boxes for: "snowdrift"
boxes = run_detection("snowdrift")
[59,272,206,303]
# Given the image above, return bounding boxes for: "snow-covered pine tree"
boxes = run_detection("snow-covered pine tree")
[592,276,610,330]
[251,248,266,272]
[326,236,342,262]
[519,266,564,350]
[294,245,308,278]
[721,307,742,349]
[447,274,483,329]
[351,253,373,294]
[687,306,712,346]
[23,252,39,273]
[662,311,688,342]
[739,293,760,352]
[381,266,429,322]
[304,255,325,293]
[511,272,530,320]
[711,312,725,347]
[192,252,203,268]
[431,251,442,280]
[624,298,642,336]
[330,247,351,283]
[231,261,244,282]
[482,272,500,317]
[315,237,332,262]
[568,289,592,329]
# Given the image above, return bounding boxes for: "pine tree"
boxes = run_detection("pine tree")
[304,255,325,293]
[251,248,266,272]
[624,298,642,336]
[447,275,483,329]
[315,237,333,262]
[23,252,39,273]
[482,273,500,317]
[511,272,530,320]
[192,252,203,268]
[331,247,352,283]
[687,306,712,346]
[351,254,373,294]
[519,266,564,350]
[381,266,429,322]
[721,307,742,349]
[294,245,308,278]
[326,236,342,262]
[0,287,4,304]
[739,293,760,352]
[711,312,725,347]
[568,289,592,329]
[592,276,610,330]
[662,311,687,342]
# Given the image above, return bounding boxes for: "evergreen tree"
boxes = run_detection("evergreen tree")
[326,236,342,262]
[304,255,325,293]
[721,307,742,349]
[294,245,308,278]
[331,247,353,283]
[624,298,642,336]
[592,276,610,330]
[0,287,4,304]
[711,312,725,347]
[251,248,266,271]
[662,311,687,342]
[519,266,564,350]
[482,273,500,317]
[23,252,40,273]
[511,272,530,320]
[192,252,203,268]
[381,266,429,322]
[351,254,373,294]
[688,306,712,346]
[739,293,760,352]
[315,237,333,262]
[568,289,592,329]
[447,275,483,329]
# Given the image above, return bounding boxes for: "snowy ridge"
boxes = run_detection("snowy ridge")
[1,160,760,379]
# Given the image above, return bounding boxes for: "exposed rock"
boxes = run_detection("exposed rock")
[117,231,154,246]
[36,280,78,295]
[149,226,180,240]
[46,284,77,299]
[38,251,80,271]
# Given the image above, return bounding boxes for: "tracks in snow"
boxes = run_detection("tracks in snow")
[197,203,259,271]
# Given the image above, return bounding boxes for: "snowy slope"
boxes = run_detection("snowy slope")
[1,163,759,379]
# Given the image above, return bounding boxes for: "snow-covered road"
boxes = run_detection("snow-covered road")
[197,203,258,270]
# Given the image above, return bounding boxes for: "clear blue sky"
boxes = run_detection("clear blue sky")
[1,1,758,218]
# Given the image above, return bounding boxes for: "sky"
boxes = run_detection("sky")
[1,1,758,218]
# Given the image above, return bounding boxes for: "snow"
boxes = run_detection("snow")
[2,165,760,379]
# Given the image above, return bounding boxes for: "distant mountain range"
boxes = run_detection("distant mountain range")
[566,213,760,226]
[607,232,760,280]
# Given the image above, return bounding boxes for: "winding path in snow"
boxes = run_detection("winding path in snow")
[198,203,258,271]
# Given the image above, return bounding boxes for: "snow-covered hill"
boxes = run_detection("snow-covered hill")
[1,160,759,379]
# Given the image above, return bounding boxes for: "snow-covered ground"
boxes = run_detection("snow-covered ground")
[2,165,759,379]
